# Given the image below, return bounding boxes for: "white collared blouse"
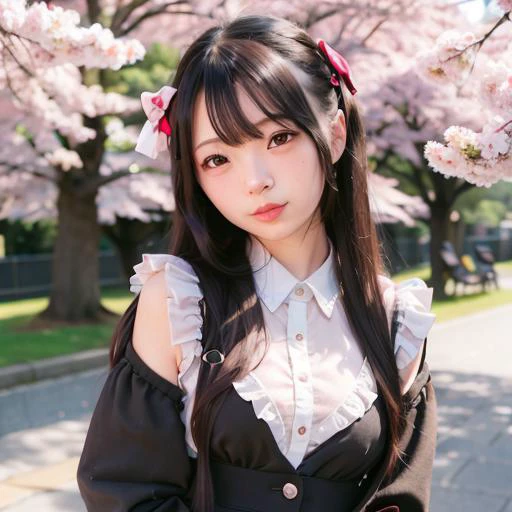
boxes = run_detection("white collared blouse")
[129,235,436,469]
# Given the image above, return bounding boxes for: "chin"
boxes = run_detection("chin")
[256,225,304,242]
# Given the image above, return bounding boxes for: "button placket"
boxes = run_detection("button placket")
[286,294,313,468]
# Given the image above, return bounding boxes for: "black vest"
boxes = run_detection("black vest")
[77,310,437,512]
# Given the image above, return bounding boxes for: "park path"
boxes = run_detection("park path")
[0,283,511,511]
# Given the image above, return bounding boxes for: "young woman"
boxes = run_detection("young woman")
[77,14,437,512]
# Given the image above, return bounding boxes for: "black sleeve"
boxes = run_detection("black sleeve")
[364,337,437,512]
[77,340,195,511]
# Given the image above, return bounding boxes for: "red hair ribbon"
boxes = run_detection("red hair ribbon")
[316,39,357,96]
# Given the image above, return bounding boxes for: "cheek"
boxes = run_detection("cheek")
[200,176,242,218]
[287,144,325,195]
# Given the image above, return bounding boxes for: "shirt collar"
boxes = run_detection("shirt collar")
[246,235,340,318]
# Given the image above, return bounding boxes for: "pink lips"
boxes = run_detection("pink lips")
[251,203,287,221]
[252,202,285,215]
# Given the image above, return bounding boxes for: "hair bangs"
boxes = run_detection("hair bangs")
[202,39,318,147]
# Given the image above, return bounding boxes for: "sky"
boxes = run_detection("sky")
[458,0,505,22]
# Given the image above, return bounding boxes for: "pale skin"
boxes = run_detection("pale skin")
[133,64,422,396]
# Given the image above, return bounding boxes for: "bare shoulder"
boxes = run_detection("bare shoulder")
[132,270,180,387]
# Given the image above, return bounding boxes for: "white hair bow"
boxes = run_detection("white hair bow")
[135,85,177,159]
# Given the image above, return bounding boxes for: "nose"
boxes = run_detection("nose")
[245,159,274,195]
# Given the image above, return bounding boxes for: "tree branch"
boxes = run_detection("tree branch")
[113,0,188,37]
[110,0,151,35]
[303,7,345,29]
[0,161,56,182]
[361,17,388,46]
[377,149,434,208]
[453,178,474,200]
[86,0,102,24]
[443,11,511,79]
[77,167,167,197]
[411,165,434,207]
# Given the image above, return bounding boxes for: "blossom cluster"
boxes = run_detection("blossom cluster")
[497,0,512,12]
[5,64,139,144]
[416,27,512,187]
[0,0,145,69]
[0,1,144,145]
[44,147,83,172]
[416,30,478,86]
[424,117,511,187]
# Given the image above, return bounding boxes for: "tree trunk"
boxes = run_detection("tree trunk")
[429,203,452,300]
[40,181,115,322]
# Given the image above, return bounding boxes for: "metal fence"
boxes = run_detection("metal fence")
[0,250,126,302]
[1,236,511,301]
[464,235,512,261]
[382,235,512,274]
[381,236,430,274]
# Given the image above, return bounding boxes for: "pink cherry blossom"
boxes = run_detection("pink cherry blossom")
[0,0,25,32]
[497,0,512,12]
[1,1,145,69]
[477,116,511,160]
[416,30,478,86]
[416,15,511,186]
[44,148,83,172]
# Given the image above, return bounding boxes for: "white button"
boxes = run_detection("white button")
[282,482,298,499]
[358,473,368,487]
[295,287,304,296]
[295,333,304,341]
[298,374,308,382]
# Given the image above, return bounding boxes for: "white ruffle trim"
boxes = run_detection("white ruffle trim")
[311,357,378,447]
[129,253,205,390]
[232,372,288,455]
[129,253,205,457]
[393,277,436,370]
[129,253,204,347]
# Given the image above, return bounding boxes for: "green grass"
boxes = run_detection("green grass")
[1,260,511,368]
[0,287,134,368]
[392,259,512,323]
[429,289,512,323]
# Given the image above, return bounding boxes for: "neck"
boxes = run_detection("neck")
[250,223,330,282]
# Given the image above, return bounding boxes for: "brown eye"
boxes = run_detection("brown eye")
[269,132,295,148]
[202,154,227,169]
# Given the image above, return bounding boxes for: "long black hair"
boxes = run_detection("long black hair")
[110,14,407,512]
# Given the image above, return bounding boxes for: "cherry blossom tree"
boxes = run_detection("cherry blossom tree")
[417,1,511,187]
[1,0,435,323]
[326,0,509,297]
[6,0,496,320]
[0,0,149,322]
[364,68,483,297]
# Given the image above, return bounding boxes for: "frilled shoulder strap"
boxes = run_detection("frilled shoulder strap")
[379,274,436,371]
[393,278,436,370]
[129,253,206,396]
[129,253,204,347]
[390,295,429,376]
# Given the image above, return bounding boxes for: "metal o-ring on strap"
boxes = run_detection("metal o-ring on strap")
[201,349,225,367]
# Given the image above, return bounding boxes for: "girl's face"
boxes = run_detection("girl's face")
[192,68,346,245]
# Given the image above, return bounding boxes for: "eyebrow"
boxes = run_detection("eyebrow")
[194,117,288,153]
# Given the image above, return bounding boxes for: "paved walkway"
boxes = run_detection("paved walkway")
[428,303,512,512]
[0,299,511,510]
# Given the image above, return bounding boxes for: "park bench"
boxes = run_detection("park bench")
[474,243,499,290]
[440,241,489,296]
